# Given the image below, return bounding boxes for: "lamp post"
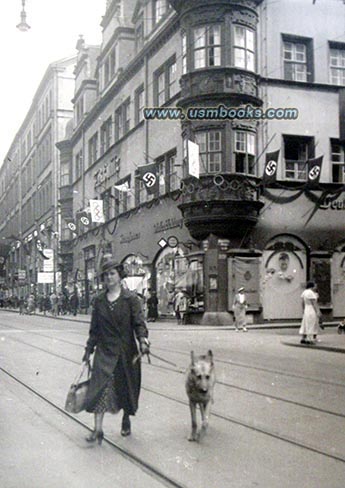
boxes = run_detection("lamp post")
[16,0,31,32]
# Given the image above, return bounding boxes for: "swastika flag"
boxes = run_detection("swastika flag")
[306,156,323,188]
[263,150,280,185]
[137,163,158,194]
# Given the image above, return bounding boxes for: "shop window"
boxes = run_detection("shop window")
[195,130,222,173]
[234,25,255,71]
[193,25,221,69]
[310,256,331,307]
[234,131,256,175]
[284,135,314,180]
[282,35,313,82]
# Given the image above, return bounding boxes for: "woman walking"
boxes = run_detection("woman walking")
[299,281,320,344]
[232,287,248,332]
[82,259,150,444]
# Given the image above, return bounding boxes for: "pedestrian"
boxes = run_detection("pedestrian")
[299,281,320,344]
[232,287,248,332]
[146,291,158,322]
[173,289,187,325]
[70,289,79,316]
[50,292,58,316]
[82,259,150,444]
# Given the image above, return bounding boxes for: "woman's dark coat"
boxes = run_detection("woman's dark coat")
[84,287,148,414]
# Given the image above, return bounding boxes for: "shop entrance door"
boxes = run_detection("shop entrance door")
[332,252,345,318]
[261,250,306,320]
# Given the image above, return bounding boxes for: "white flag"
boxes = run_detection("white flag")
[114,181,130,192]
[188,140,200,179]
[90,199,105,223]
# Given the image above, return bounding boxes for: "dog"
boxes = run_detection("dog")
[337,319,345,334]
[185,350,216,442]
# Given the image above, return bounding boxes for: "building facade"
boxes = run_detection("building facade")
[0,56,76,297]
[56,0,345,324]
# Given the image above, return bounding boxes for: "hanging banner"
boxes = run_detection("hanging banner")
[90,199,105,223]
[137,163,158,194]
[306,155,323,188]
[114,181,130,192]
[188,140,200,179]
[263,150,280,185]
[43,249,54,272]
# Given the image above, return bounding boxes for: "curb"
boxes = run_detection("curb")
[282,341,345,354]
[0,308,342,331]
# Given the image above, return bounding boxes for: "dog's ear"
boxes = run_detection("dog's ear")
[190,350,195,365]
[207,350,213,364]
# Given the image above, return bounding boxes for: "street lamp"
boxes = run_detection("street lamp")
[16,0,31,32]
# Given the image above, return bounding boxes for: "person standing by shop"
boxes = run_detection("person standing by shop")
[299,281,320,344]
[82,259,150,443]
[232,287,248,332]
[70,289,79,316]
[146,291,158,322]
[173,289,187,325]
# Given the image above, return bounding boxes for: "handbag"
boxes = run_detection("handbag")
[65,361,91,413]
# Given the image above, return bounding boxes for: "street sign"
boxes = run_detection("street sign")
[43,249,54,272]
[37,272,54,284]
[167,236,179,248]
[158,238,167,248]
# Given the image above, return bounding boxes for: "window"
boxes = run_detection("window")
[195,130,222,173]
[60,163,70,187]
[88,132,98,166]
[154,57,177,106]
[135,85,145,124]
[330,45,345,85]
[100,117,112,155]
[234,131,256,175]
[157,159,166,194]
[135,15,144,53]
[115,99,130,141]
[234,26,255,71]
[182,31,187,74]
[284,135,314,180]
[153,0,167,25]
[103,48,116,88]
[331,140,345,183]
[75,96,84,123]
[75,150,83,181]
[167,152,181,191]
[283,36,313,82]
[193,25,221,69]
[101,189,112,221]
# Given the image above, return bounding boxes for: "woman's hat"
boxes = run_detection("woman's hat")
[238,287,245,292]
[99,259,127,279]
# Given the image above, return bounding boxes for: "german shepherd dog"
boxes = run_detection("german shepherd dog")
[185,350,216,442]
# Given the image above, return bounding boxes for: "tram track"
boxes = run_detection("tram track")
[1,320,345,420]
[1,327,345,464]
[0,365,188,488]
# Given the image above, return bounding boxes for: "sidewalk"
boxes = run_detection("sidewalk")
[2,307,345,352]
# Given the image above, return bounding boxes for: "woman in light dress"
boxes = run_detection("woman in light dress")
[299,281,320,344]
[232,287,248,332]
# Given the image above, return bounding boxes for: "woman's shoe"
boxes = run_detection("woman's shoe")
[86,430,104,445]
[121,415,131,437]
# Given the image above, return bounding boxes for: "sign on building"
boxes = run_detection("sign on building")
[37,272,54,284]
[43,249,54,272]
